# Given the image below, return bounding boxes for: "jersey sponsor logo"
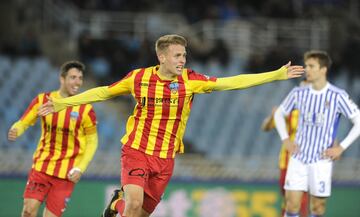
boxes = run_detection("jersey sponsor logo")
[140,97,179,107]
[169,82,179,94]
[45,124,74,134]
[304,112,325,127]
[138,82,152,87]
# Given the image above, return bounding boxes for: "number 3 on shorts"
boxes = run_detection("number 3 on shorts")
[319,181,325,193]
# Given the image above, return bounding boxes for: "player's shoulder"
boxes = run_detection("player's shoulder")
[83,103,94,110]
[35,91,55,102]
[327,83,348,95]
[185,68,215,81]
[120,67,149,79]
[291,84,309,94]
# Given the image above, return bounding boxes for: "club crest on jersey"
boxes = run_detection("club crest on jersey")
[169,82,179,94]
[325,101,330,109]
[70,111,79,120]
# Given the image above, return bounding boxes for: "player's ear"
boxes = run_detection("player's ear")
[320,66,327,75]
[157,52,165,64]
[59,75,65,85]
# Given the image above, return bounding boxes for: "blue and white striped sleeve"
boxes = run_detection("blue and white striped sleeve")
[338,92,360,119]
[279,88,297,115]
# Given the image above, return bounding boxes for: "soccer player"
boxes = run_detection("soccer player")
[262,105,308,216]
[37,34,304,217]
[8,61,98,217]
[274,50,360,217]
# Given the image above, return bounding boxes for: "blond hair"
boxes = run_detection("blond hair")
[155,34,187,54]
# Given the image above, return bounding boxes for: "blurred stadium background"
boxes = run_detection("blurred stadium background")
[1,0,360,216]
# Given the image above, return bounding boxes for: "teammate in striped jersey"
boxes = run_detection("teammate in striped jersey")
[274,50,360,217]
[262,107,308,217]
[38,34,304,217]
[8,61,98,217]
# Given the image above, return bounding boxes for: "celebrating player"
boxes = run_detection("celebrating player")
[8,61,98,217]
[38,34,303,217]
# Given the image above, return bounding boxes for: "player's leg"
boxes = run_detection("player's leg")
[299,192,308,217]
[22,170,51,217]
[103,186,148,217]
[140,156,174,217]
[123,184,145,216]
[309,196,326,217]
[308,159,332,216]
[284,190,304,216]
[22,198,42,217]
[102,189,125,217]
[43,207,58,217]
[279,168,287,216]
[44,176,74,217]
[102,145,149,217]
[283,158,308,217]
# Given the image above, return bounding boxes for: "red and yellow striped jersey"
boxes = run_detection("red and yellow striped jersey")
[108,66,217,158]
[15,91,97,179]
[278,110,299,169]
[52,64,288,159]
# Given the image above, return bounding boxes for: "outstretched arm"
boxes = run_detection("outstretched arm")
[38,86,111,116]
[38,86,115,116]
[213,62,303,91]
[38,71,134,116]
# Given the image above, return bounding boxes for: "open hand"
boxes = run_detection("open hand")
[38,96,55,116]
[283,61,304,79]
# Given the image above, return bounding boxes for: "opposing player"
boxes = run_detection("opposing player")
[38,34,304,217]
[274,50,360,217]
[8,61,98,217]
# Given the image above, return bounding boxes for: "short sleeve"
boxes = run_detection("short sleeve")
[337,92,360,119]
[279,88,298,116]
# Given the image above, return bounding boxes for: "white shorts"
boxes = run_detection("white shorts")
[284,157,333,197]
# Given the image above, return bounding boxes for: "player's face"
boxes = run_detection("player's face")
[161,44,186,77]
[60,68,83,96]
[304,57,326,82]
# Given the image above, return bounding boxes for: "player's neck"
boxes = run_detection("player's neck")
[312,78,327,90]
[158,65,176,81]
[58,89,70,98]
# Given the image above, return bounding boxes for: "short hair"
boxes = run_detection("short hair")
[60,61,85,77]
[304,50,332,70]
[155,34,187,54]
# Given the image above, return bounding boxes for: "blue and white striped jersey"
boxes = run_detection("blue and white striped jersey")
[279,82,360,163]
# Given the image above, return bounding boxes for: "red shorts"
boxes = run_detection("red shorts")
[121,145,174,213]
[24,169,75,217]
